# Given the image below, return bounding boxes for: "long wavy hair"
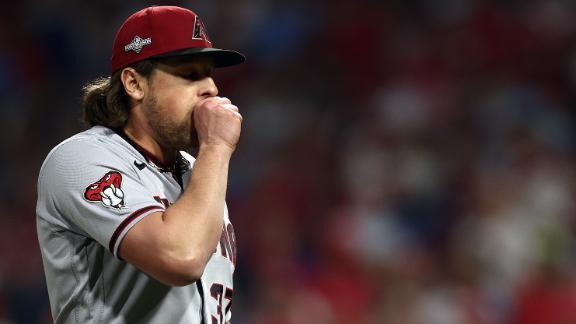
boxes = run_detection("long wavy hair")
[82,60,156,128]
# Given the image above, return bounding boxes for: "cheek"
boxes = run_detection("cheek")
[156,90,196,119]
[149,75,199,119]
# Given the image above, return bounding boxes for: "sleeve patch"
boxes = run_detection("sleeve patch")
[84,171,125,209]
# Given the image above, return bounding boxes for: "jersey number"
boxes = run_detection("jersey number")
[211,283,233,324]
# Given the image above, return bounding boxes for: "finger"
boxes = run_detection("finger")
[197,96,230,109]
[221,103,239,112]
[216,96,231,104]
[208,96,231,105]
[233,111,243,122]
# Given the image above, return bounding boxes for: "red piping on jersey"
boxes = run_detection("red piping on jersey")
[109,205,165,256]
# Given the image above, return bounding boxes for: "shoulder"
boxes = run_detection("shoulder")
[38,127,133,183]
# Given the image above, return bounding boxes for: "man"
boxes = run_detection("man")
[36,6,243,323]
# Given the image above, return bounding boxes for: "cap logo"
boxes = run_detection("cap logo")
[192,15,211,44]
[124,36,152,53]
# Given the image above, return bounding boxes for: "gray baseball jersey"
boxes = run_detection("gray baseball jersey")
[36,126,237,324]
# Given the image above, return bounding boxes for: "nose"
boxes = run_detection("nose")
[199,77,218,98]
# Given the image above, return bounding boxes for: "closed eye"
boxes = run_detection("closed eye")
[181,72,203,81]
[157,57,215,81]
[180,67,213,81]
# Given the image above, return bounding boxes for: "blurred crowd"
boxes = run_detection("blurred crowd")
[1,0,576,323]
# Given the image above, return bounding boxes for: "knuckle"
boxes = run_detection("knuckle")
[223,104,238,111]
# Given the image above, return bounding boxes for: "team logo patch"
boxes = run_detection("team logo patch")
[124,36,152,53]
[84,171,125,209]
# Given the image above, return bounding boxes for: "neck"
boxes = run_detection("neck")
[123,120,176,167]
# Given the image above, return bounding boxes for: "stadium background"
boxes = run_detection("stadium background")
[1,0,575,323]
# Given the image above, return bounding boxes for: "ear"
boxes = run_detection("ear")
[121,67,148,101]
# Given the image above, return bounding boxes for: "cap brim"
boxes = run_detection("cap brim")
[152,47,245,67]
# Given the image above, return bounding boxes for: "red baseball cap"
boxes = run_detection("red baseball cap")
[111,6,245,73]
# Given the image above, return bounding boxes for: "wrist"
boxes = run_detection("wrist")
[198,143,235,157]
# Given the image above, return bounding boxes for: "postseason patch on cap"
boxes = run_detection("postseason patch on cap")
[124,36,152,54]
[124,35,152,53]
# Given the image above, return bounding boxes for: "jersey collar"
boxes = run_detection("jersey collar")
[113,128,188,173]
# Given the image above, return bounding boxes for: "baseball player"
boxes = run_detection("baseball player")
[36,6,243,323]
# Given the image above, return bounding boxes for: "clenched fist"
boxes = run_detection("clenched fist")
[193,96,242,152]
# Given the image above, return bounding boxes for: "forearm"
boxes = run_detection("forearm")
[118,96,241,285]
[161,144,232,268]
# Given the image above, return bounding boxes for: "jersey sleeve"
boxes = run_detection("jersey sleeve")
[37,139,165,258]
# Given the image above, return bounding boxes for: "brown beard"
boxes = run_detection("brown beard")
[142,95,196,151]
